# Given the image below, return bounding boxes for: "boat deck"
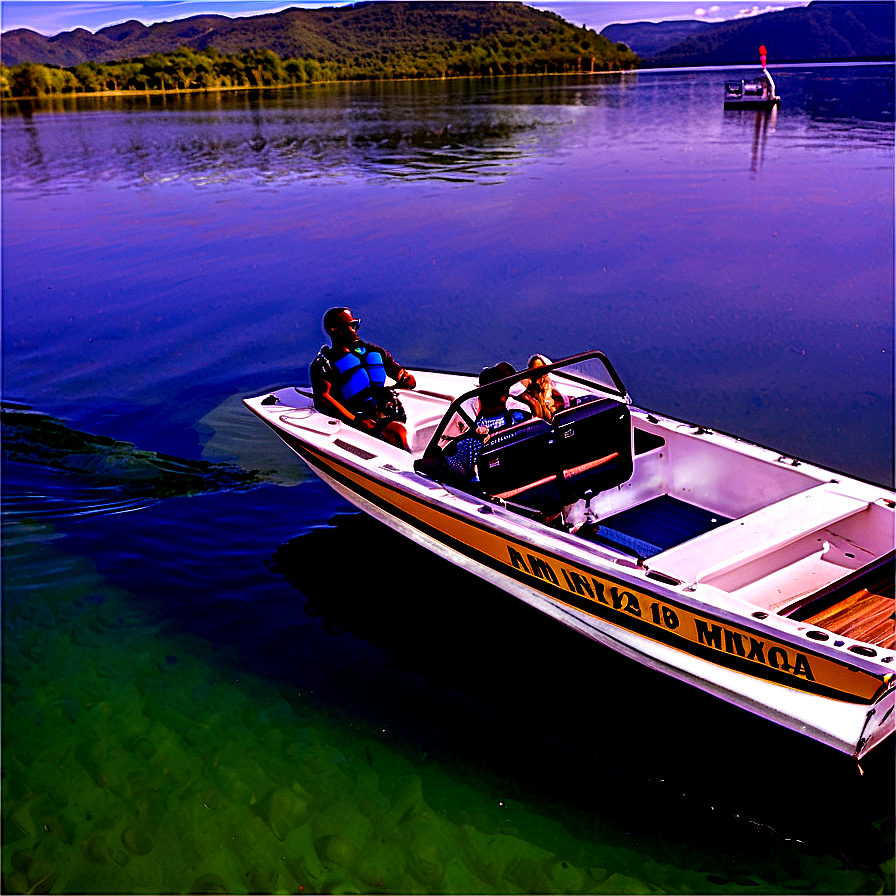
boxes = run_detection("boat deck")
[586,495,731,559]
[794,573,895,650]
[583,484,894,647]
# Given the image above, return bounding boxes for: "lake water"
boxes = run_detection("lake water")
[2,65,894,894]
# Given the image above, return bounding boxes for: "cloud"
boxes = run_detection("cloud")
[694,5,727,21]
[734,5,786,18]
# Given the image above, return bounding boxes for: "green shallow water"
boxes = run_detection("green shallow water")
[2,505,893,895]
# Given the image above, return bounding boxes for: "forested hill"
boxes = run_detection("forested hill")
[0,1,634,72]
[602,1,894,67]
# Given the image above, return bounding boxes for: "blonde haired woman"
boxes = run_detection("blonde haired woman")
[518,354,568,421]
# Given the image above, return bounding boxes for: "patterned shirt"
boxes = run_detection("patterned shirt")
[444,409,529,479]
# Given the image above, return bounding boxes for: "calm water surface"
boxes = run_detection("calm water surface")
[2,66,894,894]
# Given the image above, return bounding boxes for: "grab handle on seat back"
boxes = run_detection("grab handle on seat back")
[552,398,633,505]
[477,418,563,515]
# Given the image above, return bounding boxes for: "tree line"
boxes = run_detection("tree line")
[1,39,638,98]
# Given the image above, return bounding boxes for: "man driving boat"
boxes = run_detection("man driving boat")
[310,307,416,451]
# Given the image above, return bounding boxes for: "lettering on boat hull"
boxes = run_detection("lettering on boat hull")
[503,544,881,702]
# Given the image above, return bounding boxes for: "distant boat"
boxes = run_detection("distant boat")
[725,44,781,110]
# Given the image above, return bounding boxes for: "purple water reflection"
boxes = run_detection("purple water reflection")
[2,67,893,483]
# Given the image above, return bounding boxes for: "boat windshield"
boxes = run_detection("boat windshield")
[419,350,629,466]
[551,352,629,401]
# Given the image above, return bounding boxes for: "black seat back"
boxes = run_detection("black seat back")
[552,398,633,505]
[476,418,563,514]
[418,396,634,518]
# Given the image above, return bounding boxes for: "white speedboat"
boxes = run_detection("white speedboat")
[245,351,895,759]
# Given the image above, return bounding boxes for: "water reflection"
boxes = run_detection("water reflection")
[2,68,891,192]
[719,105,778,175]
[1,80,571,189]
[742,107,777,175]
[2,108,535,188]
[751,107,775,174]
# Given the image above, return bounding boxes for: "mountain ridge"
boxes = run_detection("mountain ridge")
[601,1,894,66]
[1,2,624,69]
[3,0,890,73]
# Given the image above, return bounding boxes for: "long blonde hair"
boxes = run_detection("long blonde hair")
[524,354,557,416]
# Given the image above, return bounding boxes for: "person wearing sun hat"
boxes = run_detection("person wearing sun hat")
[443,362,530,480]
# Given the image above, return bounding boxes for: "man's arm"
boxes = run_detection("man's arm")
[311,366,376,430]
[379,346,416,389]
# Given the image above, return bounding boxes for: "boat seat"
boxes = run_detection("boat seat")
[417,396,634,519]
[648,485,871,586]
[477,418,563,515]
[476,398,634,515]
[553,398,633,507]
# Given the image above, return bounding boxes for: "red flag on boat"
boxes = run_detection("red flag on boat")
[759,45,768,68]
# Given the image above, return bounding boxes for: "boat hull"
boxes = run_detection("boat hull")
[281,426,894,759]
[245,370,895,760]
[724,97,780,110]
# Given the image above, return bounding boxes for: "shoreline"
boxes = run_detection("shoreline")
[2,58,889,103]
[1,68,638,103]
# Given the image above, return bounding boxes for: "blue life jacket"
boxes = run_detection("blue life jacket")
[332,344,387,408]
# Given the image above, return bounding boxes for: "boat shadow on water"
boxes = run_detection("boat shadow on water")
[266,512,894,871]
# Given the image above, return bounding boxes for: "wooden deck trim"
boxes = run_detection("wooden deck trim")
[804,590,895,649]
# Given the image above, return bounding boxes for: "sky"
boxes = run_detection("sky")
[0,0,812,37]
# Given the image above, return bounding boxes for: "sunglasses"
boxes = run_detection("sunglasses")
[345,318,361,331]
